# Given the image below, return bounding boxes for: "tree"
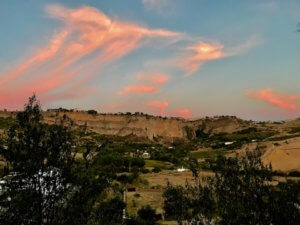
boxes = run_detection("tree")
[94,196,125,225]
[163,149,300,225]
[0,95,112,225]
[126,205,158,225]
[0,95,75,225]
[137,205,157,224]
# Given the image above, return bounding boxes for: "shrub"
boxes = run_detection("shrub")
[87,109,97,115]
[152,167,161,173]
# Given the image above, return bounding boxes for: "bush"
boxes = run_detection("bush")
[152,167,161,173]
[288,170,300,177]
[137,205,156,223]
[87,109,97,115]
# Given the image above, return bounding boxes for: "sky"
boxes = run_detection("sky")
[0,0,299,120]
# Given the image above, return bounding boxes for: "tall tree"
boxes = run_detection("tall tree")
[0,95,75,225]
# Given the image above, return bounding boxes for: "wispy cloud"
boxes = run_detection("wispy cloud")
[137,73,169,85]
[117,72,169,95]
[147,100,192,118]
[246,88,300,111]
[117,85,158,95]
[142,0,173,14]
[147,100,169,115]
[180,36,262,75]
[0,4,181,109]
[172,108,193,118]
[180,41,225,74]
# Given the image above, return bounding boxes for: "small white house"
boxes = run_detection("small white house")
[176,167,188,172]
[225,141,235,146]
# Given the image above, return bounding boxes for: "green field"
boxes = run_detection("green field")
[189,150,225,160]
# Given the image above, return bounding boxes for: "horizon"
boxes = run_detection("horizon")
[0,0,299,121]
[1,106,299,122]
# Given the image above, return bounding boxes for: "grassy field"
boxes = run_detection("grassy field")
[126,189,164,216]
[145,160,173,170]
[189,149,225,160]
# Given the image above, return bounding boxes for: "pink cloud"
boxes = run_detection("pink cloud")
[181,36,261,75]
[117,72,169,96]
[181,42,225,74]
[0,31,68,87]
[147,100,169,115]
[117,85,157,95]
[173,108,193,118]
[0,4,180,109]
[247,88,300,111]
[137,73,169,85]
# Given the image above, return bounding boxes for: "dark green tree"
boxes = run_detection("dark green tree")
[0,95,112,225]
[163,149,300,225]
[94,196,125,225]
[0,95,75,225]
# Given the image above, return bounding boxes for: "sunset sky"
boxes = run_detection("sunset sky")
[0,0,299,120]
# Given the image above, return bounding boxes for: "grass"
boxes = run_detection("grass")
[126,189,164,216]
[145,160,173,170]
[189,150,225,160]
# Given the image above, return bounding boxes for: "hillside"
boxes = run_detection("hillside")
[0,111,250,141]
[1,111,300,172]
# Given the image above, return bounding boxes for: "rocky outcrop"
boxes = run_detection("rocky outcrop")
[0,111,249,142]
[43,113,248,142]
[44,112,202,141]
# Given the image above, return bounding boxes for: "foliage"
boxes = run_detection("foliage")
[163,149,300,225]
[197,128,276,150]
[152,166,161,173]
[0,117,15,129]
[87,110,98,115]
[0,96,115,225]
[93,196,125,225]
[126,205,158,225]
[0,95,77,225]
[289,127,300,134]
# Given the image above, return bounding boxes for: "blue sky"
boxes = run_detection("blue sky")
[0,0,299,120]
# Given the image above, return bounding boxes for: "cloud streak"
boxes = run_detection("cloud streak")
[117,73,169,96]
[147,100,169,115]
[117,85,158,95]
[172,108,193,118]
[181,36,262,75]
[142,0,172,14]
[0,4,180,109]
[247,88,300,111]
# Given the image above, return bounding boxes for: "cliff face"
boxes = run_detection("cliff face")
[44,112,201,141]
[0,111,248,142]
[43,113,248,141]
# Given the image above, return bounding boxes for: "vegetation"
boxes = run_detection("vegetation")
[0,96,299,225]
[163,150,300,225]
[0,117,15,129]
[196,127,276,150]
[289,127,300,134]
[0,96,123,225]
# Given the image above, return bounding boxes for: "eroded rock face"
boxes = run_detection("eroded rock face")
[43,113,249,142]
[44,112,201,141]
[0,111,249,142]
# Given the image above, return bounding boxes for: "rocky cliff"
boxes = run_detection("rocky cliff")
[42,112,247,141]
